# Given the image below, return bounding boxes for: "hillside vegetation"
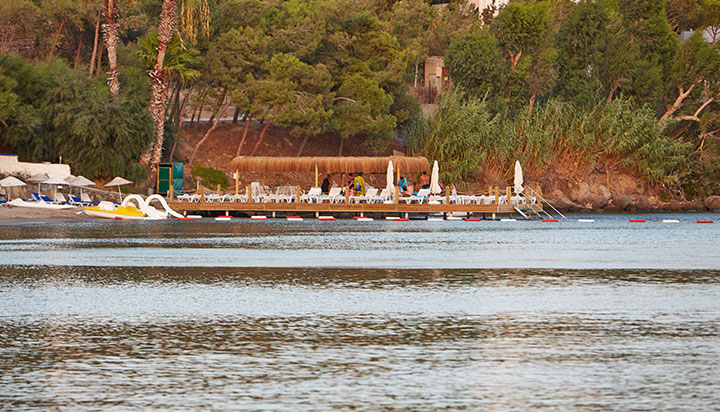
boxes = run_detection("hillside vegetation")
[0,0,719,200]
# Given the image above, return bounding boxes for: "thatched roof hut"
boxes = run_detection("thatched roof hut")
[230,156,430,174]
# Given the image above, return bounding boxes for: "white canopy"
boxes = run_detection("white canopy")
[70,175,95,187]
[42,176,70,185]
[0,176,27,187]
[430,160,441,195]
[105,176,133,187]
[27,173,49,183]
[514,160,524,194]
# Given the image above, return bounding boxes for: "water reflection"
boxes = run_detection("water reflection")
[1,266,719,410]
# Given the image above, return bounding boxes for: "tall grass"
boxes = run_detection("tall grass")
[413,90,689,186]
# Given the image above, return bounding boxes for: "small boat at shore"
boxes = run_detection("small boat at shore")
[83,194,183,220]
[9,198,76,210]
[83,201,146,220]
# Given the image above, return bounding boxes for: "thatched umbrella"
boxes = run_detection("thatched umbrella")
[42,176,70,201]
[69,175,95,197]
[105,176,133,201]
[27,173,49,192]
[0,176,27,200]
[230,156,429,174]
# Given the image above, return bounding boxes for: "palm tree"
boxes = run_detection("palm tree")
[142,0,208,186]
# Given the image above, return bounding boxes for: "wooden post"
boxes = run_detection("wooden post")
[247,184,252,203]
[345,190,349,204]
[537,185,543,207]
[395,185,399,204]
[168,185,173,200]
[296,185,301,203]
[235,170,239,195]
[446,189,450,204]
[200,185,205,203]
[217,184,221,195]
[494,186,499,205]
[488,185,493,197]
[315,165,318,188]
[506,186,511,204]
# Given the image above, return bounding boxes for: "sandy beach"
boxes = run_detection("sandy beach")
[0,205,94,221]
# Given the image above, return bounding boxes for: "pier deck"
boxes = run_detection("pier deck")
[168,200,545,218]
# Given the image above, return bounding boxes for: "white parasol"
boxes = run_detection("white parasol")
[386,160,394,194]
[42,176,70,201]
[104,176,133,201]
[27,173,49,192]
[430,160,441,195]
[514,160,524,194]
[69,175,96,197]
[0,176,27,199]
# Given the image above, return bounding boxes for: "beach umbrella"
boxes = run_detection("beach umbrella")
[430,160,441,195]
[105,176,132,201]
[64,174,76,184]
[42,176,69,200]
[0,176,27,199]
[69,175,96,197]
[386,160,394,193]
[514,160,524,194]
[27,173,49,192]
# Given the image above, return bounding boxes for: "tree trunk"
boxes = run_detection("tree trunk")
[607,84,618,103]
[338,137,344,156]
[250,121,272,155]
[102,0,121,99]
[232,107,240,123]
[169,85,193,161]
[296,134,310,157]
[89,9,101,77]
[142,0,179,186]
[528,91,536,116]
[95,39,104,76]
[235,113,253,156]
[189,100,232,167]
[74,35,83,69]
[413,59,419,88]
[660,81,698,121]
[48,19,66,61]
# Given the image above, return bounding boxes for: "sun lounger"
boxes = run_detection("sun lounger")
[402,188,431,204]
[53,193,70,204]
[300,187,322,203]
[327,187,345,203]
[79,192,100,205]
[351,188,378,203]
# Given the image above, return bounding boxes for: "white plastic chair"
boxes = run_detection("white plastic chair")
[300,187,322,203]
[352,188,378,203]
[327,187,344,203]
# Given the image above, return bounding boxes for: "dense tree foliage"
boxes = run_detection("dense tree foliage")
[0,0,718,197]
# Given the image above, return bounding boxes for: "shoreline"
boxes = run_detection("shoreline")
[0,205,716,222]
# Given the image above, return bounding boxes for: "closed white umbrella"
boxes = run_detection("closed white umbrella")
[430,160,441,195]
[0,176,27,199]
[514,160,524,194]
[386,160,394,193]
[105,176,133,201]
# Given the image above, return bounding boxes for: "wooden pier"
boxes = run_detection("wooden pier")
[166,185,547,219]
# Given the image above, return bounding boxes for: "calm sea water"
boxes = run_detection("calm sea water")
[1,214,719,410]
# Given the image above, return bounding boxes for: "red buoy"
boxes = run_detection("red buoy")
[178,217,194,221]
[629,219,646,223]
[465,218,483,221]
[697,220,713,224]
[542,219,559,222]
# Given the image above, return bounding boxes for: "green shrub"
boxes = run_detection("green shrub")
[192,164,228,189]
